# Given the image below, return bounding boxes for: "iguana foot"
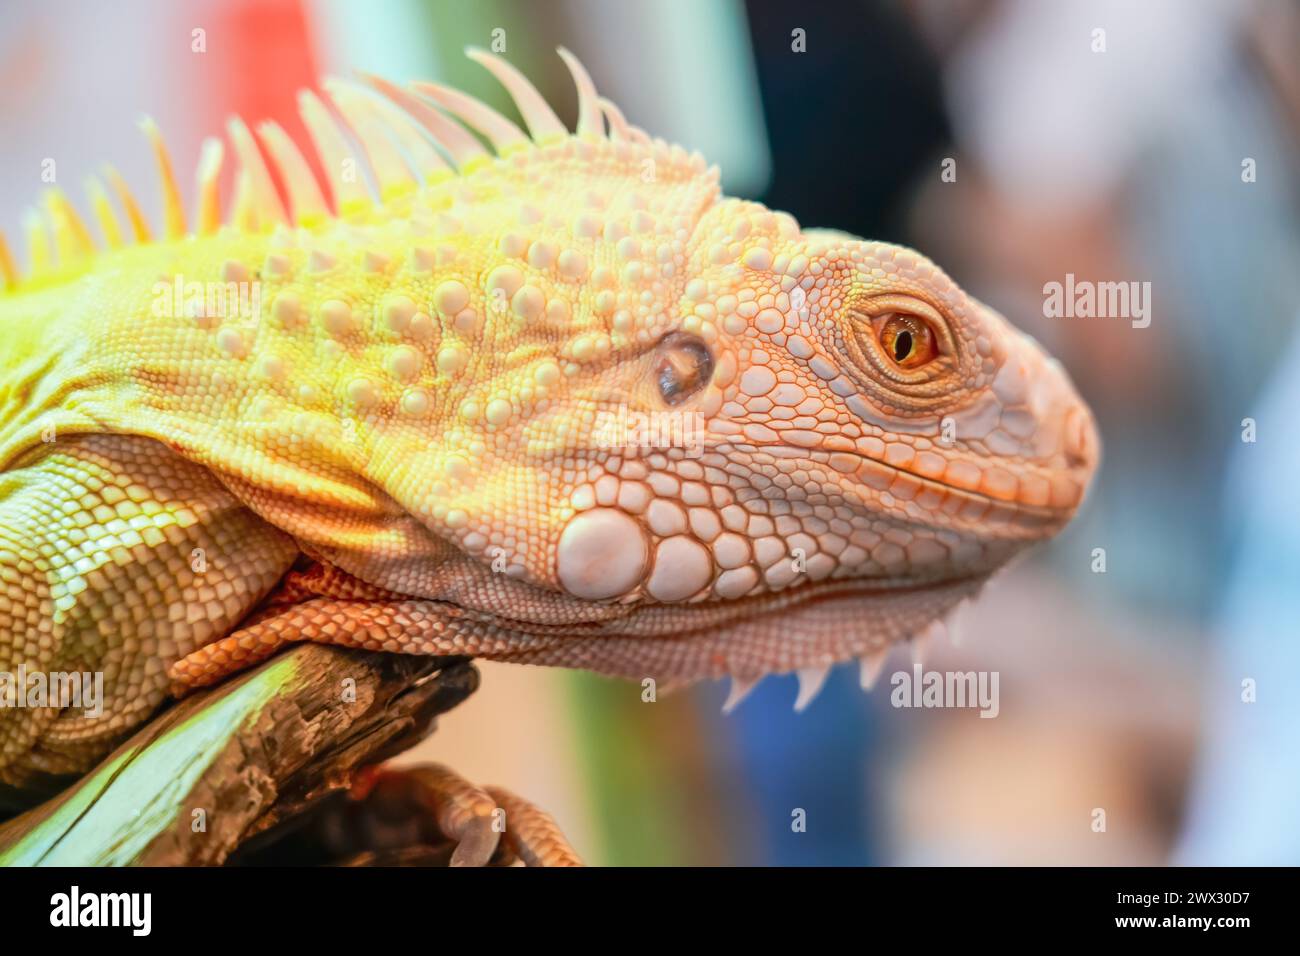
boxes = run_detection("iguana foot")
[344,763,583,867]
[167,562,497,696]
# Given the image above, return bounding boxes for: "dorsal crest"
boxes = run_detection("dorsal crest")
[0,47,721,293]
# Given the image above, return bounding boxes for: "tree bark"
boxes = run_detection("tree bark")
[0,647,477,865]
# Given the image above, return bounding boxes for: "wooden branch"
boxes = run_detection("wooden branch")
[0,647,478,865]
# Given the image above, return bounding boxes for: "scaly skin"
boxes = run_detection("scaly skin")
[0,50,1098,788]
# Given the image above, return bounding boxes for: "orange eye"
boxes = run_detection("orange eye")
[875,313,937,369]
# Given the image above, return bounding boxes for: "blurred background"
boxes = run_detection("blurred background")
[2,0,1296,864]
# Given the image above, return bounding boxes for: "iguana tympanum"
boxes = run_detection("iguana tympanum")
[0,49,1098,862]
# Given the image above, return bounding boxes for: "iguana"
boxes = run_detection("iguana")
[0,49,1097,862]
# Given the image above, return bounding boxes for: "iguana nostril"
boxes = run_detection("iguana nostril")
[1064,406,1097,469]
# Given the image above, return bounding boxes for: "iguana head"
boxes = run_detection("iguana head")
[477,221,1099,698]
[349,51,1100,702]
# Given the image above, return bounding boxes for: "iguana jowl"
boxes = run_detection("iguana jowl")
[0,51,1098,801]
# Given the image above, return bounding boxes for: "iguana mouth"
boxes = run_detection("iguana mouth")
[729,443,1083,526]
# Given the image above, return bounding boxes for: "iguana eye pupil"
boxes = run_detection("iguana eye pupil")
[656,334,714,406]
[876,313,937,369]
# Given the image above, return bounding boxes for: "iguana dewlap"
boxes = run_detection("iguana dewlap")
[0,49,1098,786]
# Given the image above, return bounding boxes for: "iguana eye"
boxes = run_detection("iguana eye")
[656,334,714,405]
[875,313,937,369]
